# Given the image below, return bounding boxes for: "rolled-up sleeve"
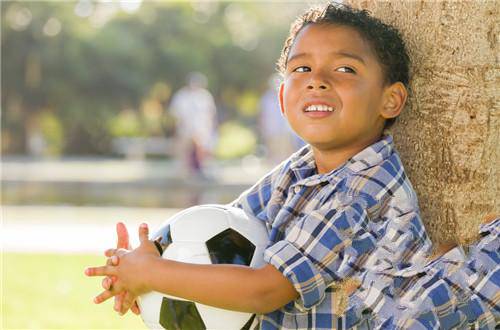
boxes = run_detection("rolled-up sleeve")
[265,240,327,310]
[264,199,377,311]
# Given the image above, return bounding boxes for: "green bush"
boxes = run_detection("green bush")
[39,111,64,156]
[215,121,257,159]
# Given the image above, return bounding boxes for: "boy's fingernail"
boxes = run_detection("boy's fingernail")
[140,223,148,228]
[84,268,90,275]
[93,297,99,303]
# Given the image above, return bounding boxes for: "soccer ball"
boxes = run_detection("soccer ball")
[138,204,269,330]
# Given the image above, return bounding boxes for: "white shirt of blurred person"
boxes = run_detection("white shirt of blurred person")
[169,72,217,177]
[259,74,303,164]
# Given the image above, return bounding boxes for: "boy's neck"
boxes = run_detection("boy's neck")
[312,134,383,174]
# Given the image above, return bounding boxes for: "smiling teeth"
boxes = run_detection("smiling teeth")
[305,104,334,112]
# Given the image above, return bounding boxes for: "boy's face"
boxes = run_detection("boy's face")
[280,23,391,151]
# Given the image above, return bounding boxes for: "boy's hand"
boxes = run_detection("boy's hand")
[100,252,141,315]
[96,251,141,315]
[85,223,159,313]
[103,222,141,315]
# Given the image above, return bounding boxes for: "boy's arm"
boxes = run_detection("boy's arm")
[86,224,299,315]
[144,260,298,314]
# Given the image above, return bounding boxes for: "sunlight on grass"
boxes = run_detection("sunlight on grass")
[2,253,147,329]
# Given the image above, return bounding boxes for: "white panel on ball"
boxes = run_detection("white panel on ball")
[162,241,211,265]
[139,292,163,329]
[169,205,230,242]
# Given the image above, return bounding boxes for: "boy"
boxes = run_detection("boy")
[86,3,432,329]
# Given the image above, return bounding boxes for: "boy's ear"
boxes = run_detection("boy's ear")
[278,83,285,115]
[380,82,408,119]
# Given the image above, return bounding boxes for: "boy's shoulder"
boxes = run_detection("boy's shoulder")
[339,137,418,211]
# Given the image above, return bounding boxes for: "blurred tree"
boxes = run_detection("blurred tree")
[1,1,306,155]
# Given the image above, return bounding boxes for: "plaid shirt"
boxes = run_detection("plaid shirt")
[345,217,500,329]
[233,135,432,329]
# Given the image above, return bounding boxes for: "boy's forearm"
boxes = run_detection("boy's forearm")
[143,257,298,314]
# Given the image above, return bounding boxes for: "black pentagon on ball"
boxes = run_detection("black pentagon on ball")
[160,297,206,330]
[159,297,257,330]
[206,228,255,266]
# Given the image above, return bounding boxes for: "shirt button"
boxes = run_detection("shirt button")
[294,186,301,194]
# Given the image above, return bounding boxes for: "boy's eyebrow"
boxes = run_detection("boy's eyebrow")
[287,51,366,65]
[334,51,366,65]
[287,52,309,63]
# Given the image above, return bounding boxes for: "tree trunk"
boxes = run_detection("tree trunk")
[348,1,499,245]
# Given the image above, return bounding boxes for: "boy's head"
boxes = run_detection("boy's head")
[277,3,410,151]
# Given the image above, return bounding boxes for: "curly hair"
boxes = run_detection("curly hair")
[277,3,410,127]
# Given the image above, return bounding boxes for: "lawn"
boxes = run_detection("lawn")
[2,253,147,329]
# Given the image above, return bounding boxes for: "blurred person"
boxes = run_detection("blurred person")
[169,72,217,178]
[259,74,302,164]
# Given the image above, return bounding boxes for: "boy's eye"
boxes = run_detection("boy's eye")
[336,66,356,74]
[293,66,311,73]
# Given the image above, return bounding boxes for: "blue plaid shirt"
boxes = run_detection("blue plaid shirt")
[345,217,500,329]
[233,135,433,329]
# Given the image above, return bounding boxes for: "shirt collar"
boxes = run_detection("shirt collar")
[289,135,395,183]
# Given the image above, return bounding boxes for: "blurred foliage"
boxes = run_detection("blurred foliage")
[1,1,308,156]
[236,91,260,118]
[38,111,64,156]
[108,109,145,137]
[215,121,257,159]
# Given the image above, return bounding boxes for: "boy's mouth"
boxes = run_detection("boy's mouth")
[303,103,335,112]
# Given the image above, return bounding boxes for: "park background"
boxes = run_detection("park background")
[1,1,320,328]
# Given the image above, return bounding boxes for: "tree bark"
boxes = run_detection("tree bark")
[348,1,499,245]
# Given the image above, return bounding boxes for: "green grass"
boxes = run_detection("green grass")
[2,253,147,329]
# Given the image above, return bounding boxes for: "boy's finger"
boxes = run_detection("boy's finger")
[114,292,125,313]
[85,266,116,277]
[102,277,112,290]
[115,248,128,257]
[109,255,119,266]
[138,223,149,243]
[121,291,135,315]
[105,248,118,257]
[105,256,119,266]
[101,276,118,290]
[93,290,116,304]
[130,301,141,315]
[116,222,130,249]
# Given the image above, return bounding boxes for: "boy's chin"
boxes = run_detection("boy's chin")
[308,138,371,152]
[307,140,343,151]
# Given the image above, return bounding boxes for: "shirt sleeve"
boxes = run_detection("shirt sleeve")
[347,217,500,329]
[263,197,378,311]
[392,238,500,329]
[363,207,432,272]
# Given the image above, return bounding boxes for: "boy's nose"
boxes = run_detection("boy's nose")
[307,83,328,90]
[307,75,330,90]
